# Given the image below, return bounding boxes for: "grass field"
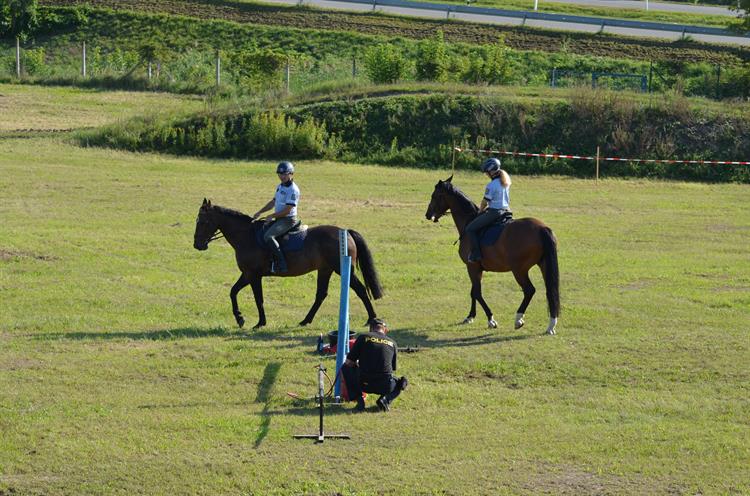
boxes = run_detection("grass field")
[1,87,749,495]
[2,140,749,495]
[0,84,204,132]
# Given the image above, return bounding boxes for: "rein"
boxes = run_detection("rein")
[207,231,224,243]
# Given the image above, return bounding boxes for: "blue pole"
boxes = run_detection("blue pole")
[334,229,351,399]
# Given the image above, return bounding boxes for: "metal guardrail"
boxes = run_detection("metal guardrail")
[324,0,750,39]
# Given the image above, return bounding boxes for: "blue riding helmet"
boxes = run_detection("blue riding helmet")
[276,161,295,174]
[481,157,501,173]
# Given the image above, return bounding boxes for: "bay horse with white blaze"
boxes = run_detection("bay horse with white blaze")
[425,177,560,335]
[193,199,384,329]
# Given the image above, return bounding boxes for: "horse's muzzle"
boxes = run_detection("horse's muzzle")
[194,241,208,251]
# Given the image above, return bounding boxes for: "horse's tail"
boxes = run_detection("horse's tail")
[540,227,560,318]
[350,230,384,300]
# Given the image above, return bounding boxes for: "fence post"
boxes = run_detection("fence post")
[15,37,21,78]
[285,59,290,93]
[148,61,152,80]
[82,41,86,77]
[551,67,556,88]
[715,64,721,100]
[215,50,221,87]
[596,146,600,182]
[648,60,653,93]
[351,57,356,78]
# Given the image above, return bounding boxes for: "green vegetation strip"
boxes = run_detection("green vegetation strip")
[39,0,750,65]
[1,133,749,494]
[82,89,750,182]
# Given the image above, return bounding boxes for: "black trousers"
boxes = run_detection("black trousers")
[466,208,506,257]
[341,366,401,404]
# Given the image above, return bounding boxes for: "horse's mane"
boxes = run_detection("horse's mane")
[444,181,479,215]
[211,205,258,225]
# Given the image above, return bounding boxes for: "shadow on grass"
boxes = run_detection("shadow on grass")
[32,325,325,345]
[33,327,231,341]
[255,361,281,448]
[391,327,534,350]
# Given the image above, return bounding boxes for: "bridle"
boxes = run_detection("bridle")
[206,231,224,243]
[197,210,224,245]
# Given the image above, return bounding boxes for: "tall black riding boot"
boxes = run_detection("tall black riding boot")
[265,238,288,273]
[467,231,482,262]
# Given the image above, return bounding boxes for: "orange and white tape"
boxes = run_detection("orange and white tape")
[454,147,750,166]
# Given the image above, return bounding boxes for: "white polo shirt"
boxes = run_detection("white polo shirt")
[483,177,510,210]
[274,181,300,217]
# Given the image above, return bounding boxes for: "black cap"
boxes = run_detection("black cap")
[370,318,388,328]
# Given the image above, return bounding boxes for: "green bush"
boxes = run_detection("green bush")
[22,45,45,75]
[228,48,287,91]
[415,30,448,83]
[363,43,408,84]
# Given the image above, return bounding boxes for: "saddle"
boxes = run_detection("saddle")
[255,220,309,252]
[479,211,514,246]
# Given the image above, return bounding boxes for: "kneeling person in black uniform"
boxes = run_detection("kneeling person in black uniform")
[343,318,408,412]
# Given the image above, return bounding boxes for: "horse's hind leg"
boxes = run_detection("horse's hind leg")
[300,269,333,326]
[469,267,496,328]
[230,274,251,328]
[511,268,536,330]
[348,272,377,326]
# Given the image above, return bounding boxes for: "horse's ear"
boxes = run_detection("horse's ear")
[446,175,453,183]
[207,199,212,207]
[202,198,207,205]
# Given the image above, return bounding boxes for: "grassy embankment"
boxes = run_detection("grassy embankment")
[0,84,748,495]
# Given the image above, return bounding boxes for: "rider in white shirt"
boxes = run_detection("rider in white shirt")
[253,161,300,273]
[466,157,511,263]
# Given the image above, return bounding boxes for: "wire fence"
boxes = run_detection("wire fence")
[1,42,748,99]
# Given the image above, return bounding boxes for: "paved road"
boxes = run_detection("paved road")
[274,0,750,46]
[545,0,741,17]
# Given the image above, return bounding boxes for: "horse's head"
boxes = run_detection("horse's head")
[425,175,453,223]
[194,198,218,251]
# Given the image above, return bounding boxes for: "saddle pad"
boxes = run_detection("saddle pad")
[255,228,308,252]
[480,223,509,246]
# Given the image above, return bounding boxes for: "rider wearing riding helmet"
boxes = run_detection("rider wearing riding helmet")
[466,157,511,263]
[253,161,300,273]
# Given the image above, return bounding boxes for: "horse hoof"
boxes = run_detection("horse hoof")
[236,315,245,328]
[252,322,265,330]
[299,320,310,327]
[488,319,498,329]
[514,319,525,330]
[461,317,474,325]
[546,328,557,335]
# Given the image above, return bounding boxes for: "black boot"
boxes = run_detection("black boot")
[265,238,288,273]
[467,232,482,262]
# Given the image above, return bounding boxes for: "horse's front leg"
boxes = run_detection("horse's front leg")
[469,267,496,329]
[249,275,267,329]
[230,274,251,328]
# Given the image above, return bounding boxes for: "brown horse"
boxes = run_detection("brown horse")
[193,199,383,329]
[425,176,560,334]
